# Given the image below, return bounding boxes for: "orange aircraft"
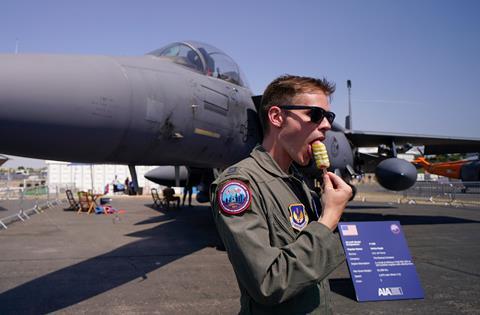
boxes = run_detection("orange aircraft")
[412,156,480,181]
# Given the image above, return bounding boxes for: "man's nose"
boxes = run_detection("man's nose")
[317,117,331,131]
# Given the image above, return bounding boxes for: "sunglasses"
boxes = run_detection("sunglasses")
[278,105,336,124]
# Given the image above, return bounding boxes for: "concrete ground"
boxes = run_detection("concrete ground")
[0,195,479,314]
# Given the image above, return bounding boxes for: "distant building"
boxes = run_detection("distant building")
[416,173,439,181]
[46,161,158,194]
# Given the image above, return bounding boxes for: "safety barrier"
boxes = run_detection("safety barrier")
[398,181,480,207]
[0,184,77,229]
[354,180,480,208]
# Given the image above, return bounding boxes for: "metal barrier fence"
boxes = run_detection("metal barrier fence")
[354,180,480,208]
[0,184,77,229]
[397,181,480,207]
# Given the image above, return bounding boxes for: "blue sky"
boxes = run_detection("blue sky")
[1,0,479,167]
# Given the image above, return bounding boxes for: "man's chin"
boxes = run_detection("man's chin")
[296,157,311,167]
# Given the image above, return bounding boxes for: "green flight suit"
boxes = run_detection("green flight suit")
[211,145,346,314]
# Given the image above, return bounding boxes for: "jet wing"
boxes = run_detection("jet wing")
[345,130,480,155]
[0,155,8,167]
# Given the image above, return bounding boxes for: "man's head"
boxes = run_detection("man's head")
[259,75,335,134]
[259,75,336,170]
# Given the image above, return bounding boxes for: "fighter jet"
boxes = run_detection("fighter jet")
[1,40,480,199]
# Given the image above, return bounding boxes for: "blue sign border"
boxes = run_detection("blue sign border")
[338,221,424,302]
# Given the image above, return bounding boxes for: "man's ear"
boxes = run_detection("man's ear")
[268,106,283,128]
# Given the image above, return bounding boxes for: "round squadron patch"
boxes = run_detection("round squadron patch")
[218,180,251,215]
[289,203,309,231]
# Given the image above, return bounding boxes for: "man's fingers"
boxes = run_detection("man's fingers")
[323,172,334,189]
[325,172,351,190]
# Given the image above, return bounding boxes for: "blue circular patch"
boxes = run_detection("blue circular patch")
[218,180,251,215]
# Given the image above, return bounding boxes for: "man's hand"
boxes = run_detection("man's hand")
[318,172,352,230]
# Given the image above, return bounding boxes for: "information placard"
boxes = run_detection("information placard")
[338,221,424,302]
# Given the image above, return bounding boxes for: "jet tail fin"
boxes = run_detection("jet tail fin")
[413,157,430,167]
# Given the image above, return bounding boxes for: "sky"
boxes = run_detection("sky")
[1,0,479,167]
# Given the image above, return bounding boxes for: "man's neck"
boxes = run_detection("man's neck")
[262,136,292,173]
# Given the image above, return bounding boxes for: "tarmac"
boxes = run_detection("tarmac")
[0,195,479,314]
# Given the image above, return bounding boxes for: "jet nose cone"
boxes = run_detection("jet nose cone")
[0,55,35,121]
[0,53,131,161]
[0,54,88,126]
[0,54,48,155]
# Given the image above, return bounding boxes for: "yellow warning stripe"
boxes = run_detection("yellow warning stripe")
[194,128,221,139]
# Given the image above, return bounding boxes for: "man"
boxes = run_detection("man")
[182,178,193,207]
[124,177,130,194]
[210,75,352,314]
[162,186,180,209]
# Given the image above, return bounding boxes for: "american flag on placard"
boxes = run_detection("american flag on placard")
[341,224,358,236]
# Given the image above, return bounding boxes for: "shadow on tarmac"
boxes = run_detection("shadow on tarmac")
[1,202,477,313]
[0,205,221,314]
[329,278,356,300]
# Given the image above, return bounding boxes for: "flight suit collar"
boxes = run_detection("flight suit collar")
[250,145,320,229]
[250,145,291,178]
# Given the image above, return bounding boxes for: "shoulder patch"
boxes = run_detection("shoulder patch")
[289,203,309,231]
[218,180,252,215]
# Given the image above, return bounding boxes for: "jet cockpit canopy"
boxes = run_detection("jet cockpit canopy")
[149,41,248,88]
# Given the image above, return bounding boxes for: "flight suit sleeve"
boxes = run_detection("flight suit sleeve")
[211,177,345,306]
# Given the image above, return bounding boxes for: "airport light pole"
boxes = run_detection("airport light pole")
[346,80,352,130]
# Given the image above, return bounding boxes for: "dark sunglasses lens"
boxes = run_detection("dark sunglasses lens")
[308,108,321,123]
[326,112,335,124]
[310,108,335,124]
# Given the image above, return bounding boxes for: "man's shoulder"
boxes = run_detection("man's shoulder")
[216,154,269,183]
[211,158,261,217]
